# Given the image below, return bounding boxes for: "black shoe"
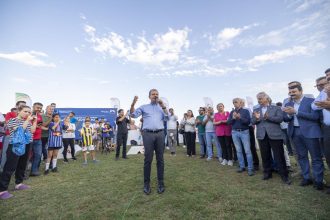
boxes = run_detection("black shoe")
[200,155,205,159]
[30,172,41,177]
[72,157,77,161]
[122,157,128,159]
[314,182,324,190]
[157,184,165,194]
[287,166,294,173]
[237,168,246,173]
[115,157,119,161]
[52,167,58,173]
[63,159,69,163]
[281,176,292,185]
[262,174,272,180]
[254,166,260,171]
[143,185,151,195]
[300,179,313,187]
[44,169,50,175]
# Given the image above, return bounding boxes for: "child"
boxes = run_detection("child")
[81,120,98,165]
[45,113,62,174]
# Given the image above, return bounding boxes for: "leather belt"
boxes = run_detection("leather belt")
[233,129,248,132]
[143,129,164,133]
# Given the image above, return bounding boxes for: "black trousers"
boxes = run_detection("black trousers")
[185,132,196,156]
[41,137,48,160]
[116,132,128,158]
[218,136,232,160]
[323,124,330,168]
[142,131,165,185]
[0,143,31,191]
[259,133,288,177]
[281,129,293,154]
[62,138,75,159]
[249,126,259,166]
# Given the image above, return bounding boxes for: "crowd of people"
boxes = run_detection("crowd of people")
[0,68,329,199]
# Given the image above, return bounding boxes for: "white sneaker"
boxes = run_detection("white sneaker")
[183,145,186,148]
[166,147,170,150]
[227,160,233,166]
[221,159,228,165]
[218,157,223,163]
[206,157,212,161]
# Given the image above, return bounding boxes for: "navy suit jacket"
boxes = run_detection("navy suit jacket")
[284,97,322,139]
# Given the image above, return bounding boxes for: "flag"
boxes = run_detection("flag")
[203,97,213,108]
[160,97,169,108]
[15,92,32,107]
[110,97,120,109]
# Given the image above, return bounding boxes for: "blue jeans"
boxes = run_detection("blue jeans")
[198,133,206,156]
[31,140,42,173]
[232,130,253,171]
[292,127,324,183]
[0,135,10,172]
[205,132,222,158]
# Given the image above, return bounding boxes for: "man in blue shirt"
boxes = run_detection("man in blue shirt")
[228,98,254,176]
[130,89,168,195]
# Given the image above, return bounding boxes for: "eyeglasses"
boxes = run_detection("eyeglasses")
[315,83,327,87]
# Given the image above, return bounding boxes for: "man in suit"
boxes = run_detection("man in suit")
[252,92,291,184]
[283,83,324,190]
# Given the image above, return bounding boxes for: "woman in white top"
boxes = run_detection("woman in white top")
[62,117,76,162]
[181,110,196,157]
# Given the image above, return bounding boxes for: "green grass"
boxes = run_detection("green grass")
[1,145,330,220]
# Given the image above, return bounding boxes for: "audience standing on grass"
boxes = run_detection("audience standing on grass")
[1,69,330,199]
[115,109,130,160]
[0,105,35,199]
[181,110,196,157]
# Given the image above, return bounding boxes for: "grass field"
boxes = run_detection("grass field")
[1,145,330,220]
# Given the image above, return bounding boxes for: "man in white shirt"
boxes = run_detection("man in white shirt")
[167,108,178,156]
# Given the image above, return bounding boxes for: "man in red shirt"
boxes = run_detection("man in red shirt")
[30,102,44,176]
[0,101,26,173]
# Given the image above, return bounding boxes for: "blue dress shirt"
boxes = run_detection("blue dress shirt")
[131,103,168,130]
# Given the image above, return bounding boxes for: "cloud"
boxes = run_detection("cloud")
[74,47,81,53]
[209,23,259,51]
[0,51,56,67]
[293,0,324,13]
[84,24,190,65]
[12,77,31,83]
[244,45,322,68]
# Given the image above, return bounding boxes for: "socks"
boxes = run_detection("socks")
[45,163,50,171]
[52,159,57,168]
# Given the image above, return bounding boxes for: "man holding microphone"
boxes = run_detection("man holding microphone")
[130,89,168,195]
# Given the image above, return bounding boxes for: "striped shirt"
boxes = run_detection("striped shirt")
[7,118,33,143]
[48,122,63,148]
[81,126,93,146]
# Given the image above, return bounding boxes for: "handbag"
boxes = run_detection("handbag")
[11,126,31,156]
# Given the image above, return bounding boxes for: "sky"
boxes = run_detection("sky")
[0,0,329,117]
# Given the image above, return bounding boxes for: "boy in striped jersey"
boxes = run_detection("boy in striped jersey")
[80,120,98,165]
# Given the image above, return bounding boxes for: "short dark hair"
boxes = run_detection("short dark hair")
[52,113,59,118]
[199,107,205,111]
[51,103,56,105]
[18,105,30,112]
[289,84,303,91]
[149,89,158,97]
[325,68,330,74]
[118,109,124,114]
[15,101,26,107]
[70,111,75,116]
[276,102,282,107]
[33,102,43,107]
[316,76,326,82]
[11,107,17,112]
[288,81,301,86]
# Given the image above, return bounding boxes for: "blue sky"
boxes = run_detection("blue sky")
[0,0,329,117]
